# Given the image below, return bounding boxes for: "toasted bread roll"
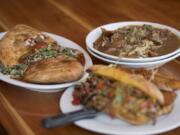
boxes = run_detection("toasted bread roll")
[109,105,173,125]
[162,91,177,106]
[119,67,180,91]
[23,55,84,83]
[106,105,150,125]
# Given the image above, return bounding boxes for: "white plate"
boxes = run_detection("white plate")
[0,32,93,92]
[86,21,180,62]
[87,46,180,69]
[60,87,180,135]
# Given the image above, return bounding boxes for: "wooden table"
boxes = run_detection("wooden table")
[0,0,179,135]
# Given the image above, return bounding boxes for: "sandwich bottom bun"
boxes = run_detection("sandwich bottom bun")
[105,102,173,125]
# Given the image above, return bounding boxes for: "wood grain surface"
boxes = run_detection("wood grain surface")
[0,0,179,135]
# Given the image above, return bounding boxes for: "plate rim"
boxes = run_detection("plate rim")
[87,46,180,66]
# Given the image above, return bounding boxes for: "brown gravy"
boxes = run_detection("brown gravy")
[94,25,180,58]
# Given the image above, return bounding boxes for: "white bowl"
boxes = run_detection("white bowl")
[87,46,180,69]
[86,21,180,62]
[0,32,93,92]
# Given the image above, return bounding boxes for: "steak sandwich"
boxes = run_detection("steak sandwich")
[73,65,177,125]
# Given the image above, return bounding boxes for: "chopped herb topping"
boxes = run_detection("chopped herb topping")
[23,44,79,65]
[60,48,78,57]
[2,64,27,78]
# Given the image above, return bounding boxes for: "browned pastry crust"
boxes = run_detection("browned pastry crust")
[0,24,55,67]
[23,55,84,84]
[0,24,39,67]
